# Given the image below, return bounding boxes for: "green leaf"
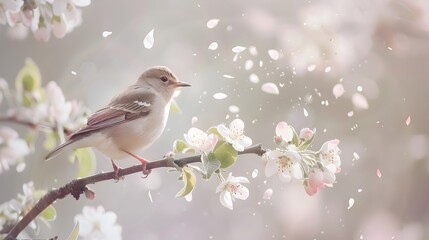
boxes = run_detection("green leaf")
[201,153,221,179]
[176,166,196,197]
[291,127,300,146]
[173,139,195,154]
[40,205,56,221]
[214,141,237,168]
[207,127,223,139]
[74,148,96,178]
[170,99,182,113]
[16,58,41,93]
[67,221,80,240]
[43,132,57,151]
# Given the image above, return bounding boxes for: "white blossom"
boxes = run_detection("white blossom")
[0,127,30,174]
[74,205,122,240]
[264,149,303,182]
[319,139,341,173]
[217,119,252,151]
[216,173,249,210]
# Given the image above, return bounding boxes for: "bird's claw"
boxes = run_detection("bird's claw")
[111,159,124,182]
[141,163,151,178]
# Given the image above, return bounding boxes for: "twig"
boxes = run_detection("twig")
[0,116,38,129]
[5,144,266,239]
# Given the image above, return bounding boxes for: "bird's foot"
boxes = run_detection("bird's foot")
[164,151,181,171]
[123,150,151,178]
[111,159,124,182]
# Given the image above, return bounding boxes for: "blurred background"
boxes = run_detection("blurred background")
[1,0,429,239]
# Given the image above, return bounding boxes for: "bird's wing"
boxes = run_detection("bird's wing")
[69,86,155,139]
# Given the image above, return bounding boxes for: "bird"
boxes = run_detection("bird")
[45,66,191,178]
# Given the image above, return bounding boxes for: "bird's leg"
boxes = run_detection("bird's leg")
[111,159,123,182]
[123,150,151,178]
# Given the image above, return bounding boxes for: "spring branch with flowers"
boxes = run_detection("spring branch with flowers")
[0,60,342,239]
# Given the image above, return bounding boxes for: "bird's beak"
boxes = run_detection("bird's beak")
[173,81,191,88]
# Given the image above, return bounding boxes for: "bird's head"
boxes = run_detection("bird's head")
[137,66,191,100]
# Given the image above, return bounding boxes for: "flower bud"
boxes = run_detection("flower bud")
[299,128,314,141]
[273,136,283,145]
[84,187,96,200]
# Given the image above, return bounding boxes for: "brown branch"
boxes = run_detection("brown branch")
[5,144,266,240]
[0,116,38,129]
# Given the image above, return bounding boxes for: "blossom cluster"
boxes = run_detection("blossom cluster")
[264,122,341,196]
[0,59,90,175]
[0,182,55,235]
[74,205,122,240]
[0,0,91,41]
[174,119,341,210]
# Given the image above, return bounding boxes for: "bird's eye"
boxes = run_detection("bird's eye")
[160,76,168,82]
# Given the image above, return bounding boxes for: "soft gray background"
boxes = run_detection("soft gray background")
[1,0,429,239]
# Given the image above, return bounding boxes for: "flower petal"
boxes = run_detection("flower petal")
[229,119,245,131]
[232,176,250,184]
[216,181,227,193]
[275,122,293,142]
[232,141,244,152]
[238,136,252,148]
[219,190,233,210]
[264,158,278,177]
[278,171,292,182]
[232,185,249,200]
[217,124,230,138]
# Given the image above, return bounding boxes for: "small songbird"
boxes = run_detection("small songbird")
[45,66,191,177]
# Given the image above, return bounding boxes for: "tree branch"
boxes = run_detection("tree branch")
[0,116,38,129]
[5,144,266,240]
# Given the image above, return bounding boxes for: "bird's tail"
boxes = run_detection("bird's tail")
[45,140,77,161]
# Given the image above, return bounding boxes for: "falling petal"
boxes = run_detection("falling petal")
[245,60,254,70]
[261,82,279,95]
[208,42,218,50]
[358,188,363,193]
[347,198,355,209]
[325,67,332,73]
[268,49,280,60]
[307,64,316,72]
[228,105,240,113]
[333,83,345,99]
[405,116,411,126]
[249,46,258,56]
[191,116,198,125]
[376,169,382,178]
[185,193,193,202]
[263,188,273,200]
[303,108,309,117]
[353,152,360,160]
[223,74,235,79]
[347,111,354,117]
[206,19,220,29]
[251,169,258,178]
[143,29,155,49]
[232,46,246,53]
[102,31,112,37]
[148,191,153,203]
[71,71,77,76]
[249,73,259,83]
[213,93,227,100]
[352,93,369,110]
[16,162,26,172]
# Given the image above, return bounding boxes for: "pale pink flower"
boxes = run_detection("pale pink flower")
[184,127,218,153]
[275,121,293,143]
[299,128,314,141]
[46,81,72,123]
[319,139,341,173]
[304,167,336,196]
